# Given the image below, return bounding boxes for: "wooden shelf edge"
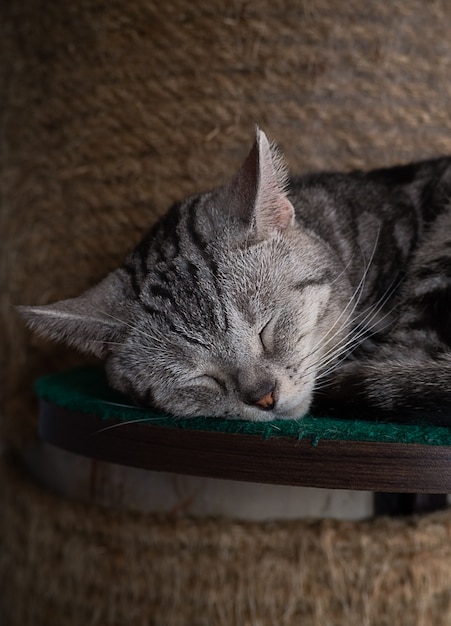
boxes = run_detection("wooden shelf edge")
[39,400,451,493]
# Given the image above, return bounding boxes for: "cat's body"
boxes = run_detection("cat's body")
[19,130,451,422]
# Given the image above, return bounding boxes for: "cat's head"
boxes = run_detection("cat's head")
[19,130,351,420]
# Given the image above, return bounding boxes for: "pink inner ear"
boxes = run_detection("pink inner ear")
[256,194,295,236]
[277,197,296,230]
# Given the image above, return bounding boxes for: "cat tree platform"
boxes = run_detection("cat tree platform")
[36,367,451,494]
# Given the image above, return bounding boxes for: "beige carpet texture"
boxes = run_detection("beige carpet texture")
[1,455,451,626]
[2,1,451,624]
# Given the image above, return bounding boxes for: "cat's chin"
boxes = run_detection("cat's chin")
[233,398,312,422]
[272,406,310,421]
[234,409,309,423]
[271,394,313,420]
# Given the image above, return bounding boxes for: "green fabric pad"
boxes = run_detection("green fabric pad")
[35,367,451,446]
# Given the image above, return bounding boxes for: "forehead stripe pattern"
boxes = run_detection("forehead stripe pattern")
[184,198,229,333]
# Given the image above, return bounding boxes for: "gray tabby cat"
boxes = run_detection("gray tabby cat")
[19,130,451,422]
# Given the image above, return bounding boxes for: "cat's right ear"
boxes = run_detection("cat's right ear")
[16,269,132,358]
[224,128,295,240]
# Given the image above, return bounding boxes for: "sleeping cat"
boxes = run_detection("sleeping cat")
[18,129,451,422]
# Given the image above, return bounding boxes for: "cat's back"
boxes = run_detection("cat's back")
[290,156,451,226]
[288,156,451,257]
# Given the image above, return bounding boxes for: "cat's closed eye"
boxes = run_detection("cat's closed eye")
[192,374,226,392]
[259,314,294,358]
[259,318,276,353]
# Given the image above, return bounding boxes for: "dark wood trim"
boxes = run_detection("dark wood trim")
[39,400,451,493]
[373,493,448,516]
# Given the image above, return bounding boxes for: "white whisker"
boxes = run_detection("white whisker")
[296,231,408,393]
[313,300,401,385]
[92,415,164,434]
[313,278,401,375]
[304,228,381,364]
[312,292,399,380]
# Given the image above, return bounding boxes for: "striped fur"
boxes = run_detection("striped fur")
[19,130,451,421]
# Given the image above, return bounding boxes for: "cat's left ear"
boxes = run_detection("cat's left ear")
[16,269,132,358]
[226,128,295,239]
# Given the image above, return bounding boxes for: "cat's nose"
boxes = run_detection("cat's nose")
[254,390,276,411]
[242,385,277,411]
[236,368,277,411]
